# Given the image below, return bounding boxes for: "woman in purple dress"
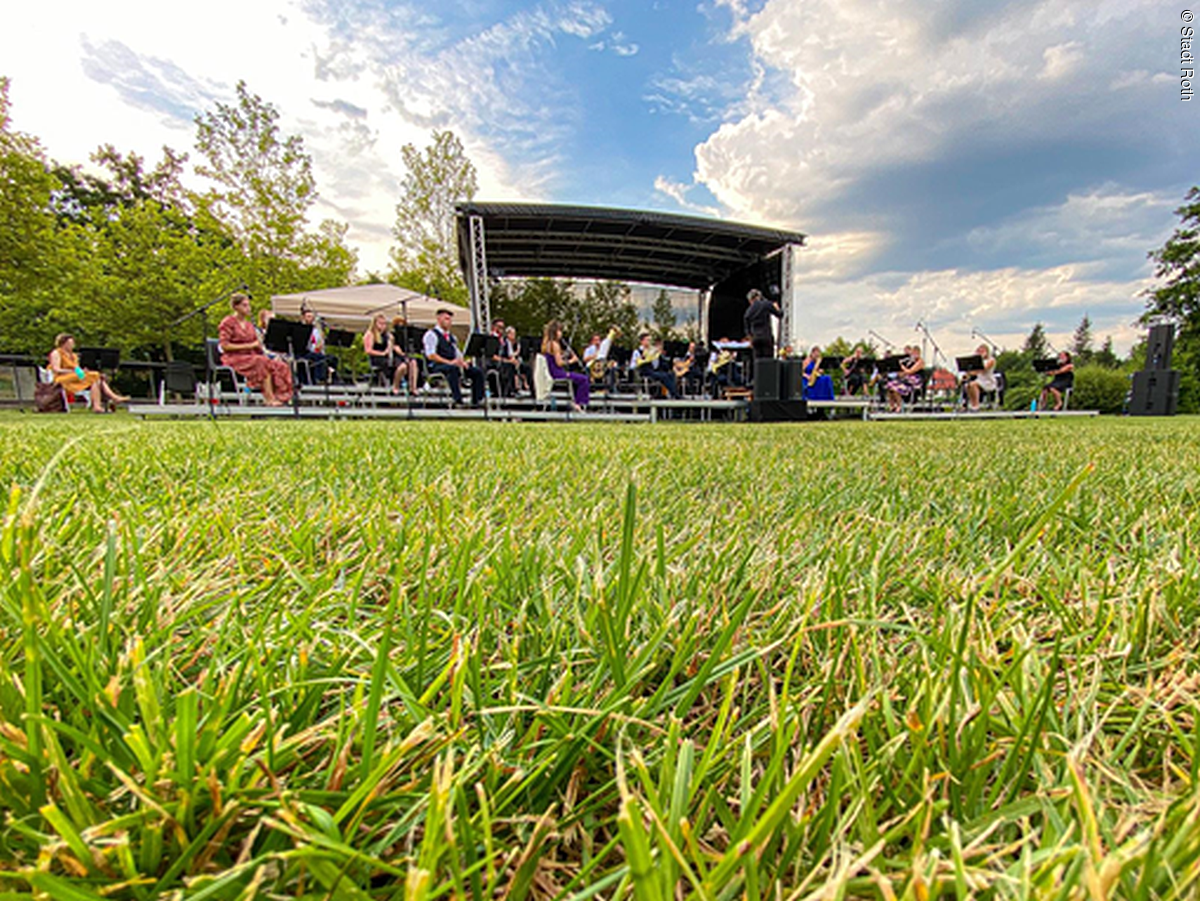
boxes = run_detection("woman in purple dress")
[542,320,589,411]
[884,345,924,412]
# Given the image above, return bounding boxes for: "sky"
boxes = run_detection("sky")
[1,0,1194,357]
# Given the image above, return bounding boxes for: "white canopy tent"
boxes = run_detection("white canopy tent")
[271,285,471,340]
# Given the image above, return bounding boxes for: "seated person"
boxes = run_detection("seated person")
[504,326,530,395]
[1040,351,1074,410]
[363,313,407,393]
[389,316,420,393]
[802,346,835,400]
[48,333,129,412]
[630,333,679,398]
[885,345,924,413]
[423,308,484,405]
[963,344,998,411]
[841,346,869,395]
[542,320,589,411]
[300,308,338,384]
[218,293,293,405]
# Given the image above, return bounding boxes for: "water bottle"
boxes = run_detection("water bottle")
[1029,398,1037,412]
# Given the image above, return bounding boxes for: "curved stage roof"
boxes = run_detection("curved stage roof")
[456,202,805,290]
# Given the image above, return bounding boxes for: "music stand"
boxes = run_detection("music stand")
[1033,358,1059,373]
[464,333,498,360]
[820,355,843,368]
[956,355,984,372]
[876,355,905,374]
[519,336,541,361]
[264,320,313,415]
[326,328,356,349]
[78,347,120,371]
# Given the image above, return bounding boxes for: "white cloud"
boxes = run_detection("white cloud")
[652,175,721,217]
[0,0,618,274]
[1038,41,1084,80]
[791,263,1151,359]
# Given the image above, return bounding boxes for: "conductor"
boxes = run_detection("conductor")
[743,288,781,361]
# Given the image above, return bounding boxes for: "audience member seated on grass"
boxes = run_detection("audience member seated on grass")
[48,333,129,413]
[963,344,998,411]
[542,320,589,412]
[423,308,484,406]
[803,346,835,401]
[1041,350,1075,411]
[885,345,924,413]
[218,293,293,406]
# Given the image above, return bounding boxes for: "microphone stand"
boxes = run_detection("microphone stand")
[970,327,1002,356]
[914,321,946,369]
[868,330,898,355]
[171,285,241,422]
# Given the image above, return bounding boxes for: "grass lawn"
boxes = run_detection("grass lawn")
[1,413,1198,899]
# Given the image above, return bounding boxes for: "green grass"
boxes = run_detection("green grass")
[1,415,1198,899]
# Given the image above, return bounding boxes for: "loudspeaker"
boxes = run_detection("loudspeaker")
[781,359,804,401]
[754,359,783,400]
[749,399,808,422]
[1145,324,1175,371]
[1129,369,1179,416]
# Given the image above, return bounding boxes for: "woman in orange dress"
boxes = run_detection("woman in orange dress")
[218,293,293,405]
[48,333,129,412]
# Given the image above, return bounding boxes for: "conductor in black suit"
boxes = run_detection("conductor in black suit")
[743,288,781,361]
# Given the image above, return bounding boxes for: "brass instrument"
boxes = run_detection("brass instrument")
[634,346,662,368]
[587,327,621,379]
[673,356,693,378]
[712,349,734,371]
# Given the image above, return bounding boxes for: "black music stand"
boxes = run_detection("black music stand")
[956,355,984,372]
[820,355,843,369]
[1033,358,1059,373]
[326,328,356,348]
[464,333,498,361]
[877,355,905,374]
[78,347,120,371]
[265,319,313,415]
[519,336,541,361]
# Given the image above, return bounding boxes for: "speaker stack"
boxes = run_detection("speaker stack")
[750,359,807,421]
[1129,324,1179,416]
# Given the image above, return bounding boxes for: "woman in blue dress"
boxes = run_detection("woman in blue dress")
[803,346,835,401]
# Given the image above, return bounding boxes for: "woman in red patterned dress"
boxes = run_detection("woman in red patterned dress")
[217,293,292,405]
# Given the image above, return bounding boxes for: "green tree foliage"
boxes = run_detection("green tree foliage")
[1144,185,1200,413]
[1070,365,1130,414]
[390,130,477,305]
[1093,336,1120,369]
[489,278,638,346]
[1022,322,1049,360]
[650,288,677,342]
[1070,313,1093,364]
[0,77,70,351]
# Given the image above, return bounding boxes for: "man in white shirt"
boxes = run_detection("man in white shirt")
[423,308,484,405]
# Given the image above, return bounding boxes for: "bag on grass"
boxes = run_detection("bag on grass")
[34,381,67,413]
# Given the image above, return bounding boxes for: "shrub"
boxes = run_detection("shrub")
[1071,365,1130,413]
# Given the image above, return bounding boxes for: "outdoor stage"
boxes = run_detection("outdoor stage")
[126,384,1098,422]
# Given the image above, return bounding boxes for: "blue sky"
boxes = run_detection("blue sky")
[1,0,1193,355]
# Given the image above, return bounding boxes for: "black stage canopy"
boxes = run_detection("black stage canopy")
[456,202,805,291]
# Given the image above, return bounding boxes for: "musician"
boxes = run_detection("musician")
[504,326,530,395]
[583,328,620,391]
[490,320,517,398]
[802,346,835,401]
[218,293,293,405]
[706,339,741,398]
[542,320,589,411]
[631,333,679,398]
[363,313,406,393]
[675,341,704,395]
[390,316,420,393]
[962,344,997,412]
[300,308,337,384]
[1040,350,1074,411]
[48,333,130,413]
[884,345,924,413]
[424,308,484,405]
[743,288,781,362]
[841,346,868,396]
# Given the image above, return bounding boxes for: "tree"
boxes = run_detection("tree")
[1145,186,1200,327]
[650,289,677,342]
[194,81,323,296]
[1070,313,1094,363]
[1022,322,1049,360]
[390,130,477,305]
[1093,336,1119,369]
[0,77,77,352]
